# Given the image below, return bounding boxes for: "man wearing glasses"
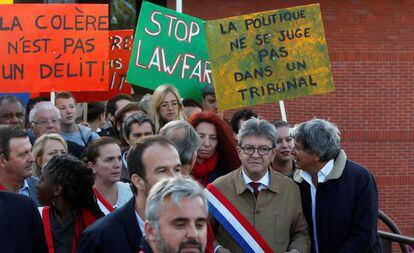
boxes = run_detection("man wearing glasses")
[0,95,24,128]
[208,118,310,253]
[28,101,61,144]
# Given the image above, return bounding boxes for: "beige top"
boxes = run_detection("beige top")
[211,167,310,253]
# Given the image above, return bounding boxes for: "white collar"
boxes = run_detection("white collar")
[20,179,29,191]
[300,159,334,186]
[135,211,145,236]
[242,169,270,187]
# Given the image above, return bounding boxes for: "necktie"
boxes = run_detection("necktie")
[249,182,261,198]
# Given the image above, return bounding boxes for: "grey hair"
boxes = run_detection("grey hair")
[159,120,201,166]
[145,176,208,223]
[237,118,276,148]
[139,93,153,114]
[291,118,341,161]
[29,101,60,123]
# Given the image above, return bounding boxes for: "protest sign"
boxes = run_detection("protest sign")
[0,0,13,4]
[73,29,133,102]
[126,1,211,101]
[205,4,334,110]
[0,4,109,93]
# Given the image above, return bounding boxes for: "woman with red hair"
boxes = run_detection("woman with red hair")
[188,111,240,186]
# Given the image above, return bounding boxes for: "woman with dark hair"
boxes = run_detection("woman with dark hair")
[37,155,103,253]
[188,111,240,186]
[84,137,133,215]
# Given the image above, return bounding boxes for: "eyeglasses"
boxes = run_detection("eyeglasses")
[239,145,273,156]
[1,112,24,120]
[32,118,60,126]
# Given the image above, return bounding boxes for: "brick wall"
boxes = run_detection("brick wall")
[172,0,414,249]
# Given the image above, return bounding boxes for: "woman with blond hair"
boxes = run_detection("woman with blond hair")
[150,84,186,133]
[32,133,68,177]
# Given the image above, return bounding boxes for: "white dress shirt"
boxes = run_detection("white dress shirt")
[300,159,334,253]
[242,169,270,193]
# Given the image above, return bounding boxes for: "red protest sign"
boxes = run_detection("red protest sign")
[0,4,109,93]
[73,30,133,102]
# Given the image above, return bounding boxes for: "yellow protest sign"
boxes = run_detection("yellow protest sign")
[0,0,13,3]
[205,4,334,110]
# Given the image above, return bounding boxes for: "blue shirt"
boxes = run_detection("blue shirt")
[18,179,30,197]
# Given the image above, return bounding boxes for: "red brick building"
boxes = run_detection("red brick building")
[172,0,414,244]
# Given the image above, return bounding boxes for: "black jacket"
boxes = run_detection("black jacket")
[0,192,47,253]
[77,197,151,253]
[293,150,382,253]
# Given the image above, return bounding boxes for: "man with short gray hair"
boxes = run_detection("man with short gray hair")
[209,118,310,253]
[28,101,61,144]
[145,176,208,253]
[160,120,201,175]
[291,118,382,253]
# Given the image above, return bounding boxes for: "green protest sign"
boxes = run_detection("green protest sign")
[126,1,211,101]
[205,3,334,111]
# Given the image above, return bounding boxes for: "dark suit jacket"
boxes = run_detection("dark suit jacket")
[26,176,41,207]
[0,191,48,253]
[77,197,151,253]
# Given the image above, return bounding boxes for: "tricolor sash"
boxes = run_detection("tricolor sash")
[93,187,115,215]
[205,184,273,253]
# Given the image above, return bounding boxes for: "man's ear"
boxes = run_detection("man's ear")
[0,155,7,168]
[131,173,145,192]
[312,153,321,163]
[145,220,156,242]
[188,151,198,174]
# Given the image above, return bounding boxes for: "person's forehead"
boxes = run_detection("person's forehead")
[162,92,177,101]
[44,139,65,149]
[196,121,215,132]
[276,126,290,137]
[115,99,130,107]
[0,99,23,111]
[36,108,59,118]
[242,135,272,145]
[131,122,153,132]
[56,97,75,105]
[143,144,179,168]
[160,196,206,220]
[98,143,120,156]
[9,137,31,150]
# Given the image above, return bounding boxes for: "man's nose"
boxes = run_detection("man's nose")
[185,224,198,239]
[251,149,261,158]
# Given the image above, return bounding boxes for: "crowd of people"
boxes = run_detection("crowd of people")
[0,83,382,253]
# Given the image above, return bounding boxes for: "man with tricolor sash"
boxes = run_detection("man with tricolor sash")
[206,118,310,253]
